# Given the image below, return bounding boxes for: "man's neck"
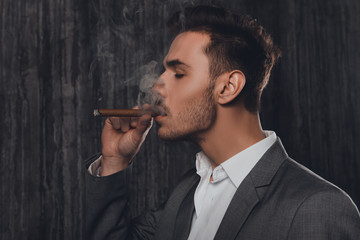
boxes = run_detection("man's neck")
[196,107,265,169]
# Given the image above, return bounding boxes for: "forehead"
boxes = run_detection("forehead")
[164,31,210,66]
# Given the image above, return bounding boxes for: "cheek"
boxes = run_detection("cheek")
[167,78,210,110]
[168,88,204,116]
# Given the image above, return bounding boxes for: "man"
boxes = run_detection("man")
[85,5,360,240]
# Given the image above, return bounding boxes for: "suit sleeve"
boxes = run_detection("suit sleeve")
[85,153,163,240]
[287,187,360,239]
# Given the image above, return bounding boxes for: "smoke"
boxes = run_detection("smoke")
[120,59,164,109]
[88,0,209,110]
[136,60,162,107]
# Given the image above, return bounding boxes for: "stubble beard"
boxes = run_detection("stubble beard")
[157,85,217,142]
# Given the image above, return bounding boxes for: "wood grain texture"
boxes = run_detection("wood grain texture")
[1,0,359,239]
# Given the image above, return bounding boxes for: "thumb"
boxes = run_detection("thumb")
[133,114,153,140]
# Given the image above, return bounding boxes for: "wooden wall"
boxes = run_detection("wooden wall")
[1,0,359,239]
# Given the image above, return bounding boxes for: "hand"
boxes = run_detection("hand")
[100,106,153,176]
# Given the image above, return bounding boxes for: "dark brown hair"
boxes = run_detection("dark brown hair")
[167,5,281,113]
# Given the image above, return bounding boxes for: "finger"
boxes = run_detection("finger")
[120,118,130,132]
[133,114,153,139]
[130,105,149,128]
[130,117,139,128]
[141,103,151,110]
[109,117,121,130]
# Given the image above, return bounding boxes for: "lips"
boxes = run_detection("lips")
[155,114,166,122]
[153,104,169,122]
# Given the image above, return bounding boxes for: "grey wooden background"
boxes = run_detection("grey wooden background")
[1,0,359,239]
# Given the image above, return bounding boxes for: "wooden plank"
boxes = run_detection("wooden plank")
[1,0,359,239]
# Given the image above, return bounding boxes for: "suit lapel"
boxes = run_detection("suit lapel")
[154,169,199,240]
[156,138,288,240]
[173,183,197,240]
[214,175,259,240]
[215,138,289,240]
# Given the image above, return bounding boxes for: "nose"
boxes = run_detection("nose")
[152,76,167,98]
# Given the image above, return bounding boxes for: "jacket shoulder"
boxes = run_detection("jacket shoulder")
[281,159,360,238]
[246,158,360,239]
[278,158,347,197]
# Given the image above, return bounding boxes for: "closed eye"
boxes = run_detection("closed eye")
[175,73,185,78]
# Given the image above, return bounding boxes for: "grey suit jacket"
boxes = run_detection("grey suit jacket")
[85,138,360,239]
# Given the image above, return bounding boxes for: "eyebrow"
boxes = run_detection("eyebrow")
[164,59,191,69]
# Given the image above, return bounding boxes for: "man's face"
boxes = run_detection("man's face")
[153,31,217,141]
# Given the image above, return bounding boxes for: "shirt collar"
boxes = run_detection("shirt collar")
[195,131,277,188]
[195,152,229,183]
[195,151,212,177]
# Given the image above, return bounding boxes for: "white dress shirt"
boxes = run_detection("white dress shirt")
[187,131,277,240]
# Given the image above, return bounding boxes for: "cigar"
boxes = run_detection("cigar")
[93,109,158,117]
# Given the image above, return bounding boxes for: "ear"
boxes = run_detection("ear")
[216,70,246,105]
